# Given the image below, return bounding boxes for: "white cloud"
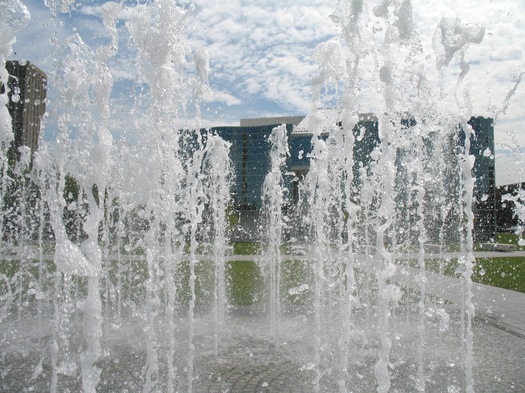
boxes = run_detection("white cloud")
[496,150,525,186]
[9,0,525,184]
[188,0,338,115]
[201,89,241,106]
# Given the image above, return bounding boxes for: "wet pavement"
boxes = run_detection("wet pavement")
[1,309,524,392]
[1,251,524,392]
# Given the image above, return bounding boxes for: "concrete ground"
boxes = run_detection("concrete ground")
[1,314,524,392]
[0,250,524,392]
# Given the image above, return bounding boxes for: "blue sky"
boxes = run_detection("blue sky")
[5,0,525,185]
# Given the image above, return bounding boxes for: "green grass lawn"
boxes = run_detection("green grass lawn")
[472,232,523,292]
[473,257,525,293]
[226,260,264,305]
[232,242,262,255]
[496,233,525,251]
[410,256,525,294]
[2,239,523,311]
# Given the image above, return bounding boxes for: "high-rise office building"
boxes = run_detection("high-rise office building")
[289,110,380,202]
[211,124,295,240]
[3,60,47,158]
[289,109,496,244]
[208,110,495,243]
[1,61,47,240]
[463,116,496,242]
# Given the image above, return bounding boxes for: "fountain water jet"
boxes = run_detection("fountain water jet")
[0,0,524,392]
[262,124,289,345]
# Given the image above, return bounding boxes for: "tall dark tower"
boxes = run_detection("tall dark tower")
[468,116,496,243]
[4,60,47,158]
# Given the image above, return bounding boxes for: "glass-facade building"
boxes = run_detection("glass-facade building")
[210,124,294,240]
[463,116,496,242]
[209,114,495,244]
[212,124,294,211]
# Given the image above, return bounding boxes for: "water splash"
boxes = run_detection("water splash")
[262,124,289,345]
[0,0,520,392]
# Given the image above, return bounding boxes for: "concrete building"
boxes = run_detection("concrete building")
[240,116,304,127]
[3,60,47,159]
[1,61,47,241]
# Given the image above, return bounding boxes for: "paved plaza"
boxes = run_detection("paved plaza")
[1,251,524,392]
[1,314,524,392]
[394,251,525,339]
